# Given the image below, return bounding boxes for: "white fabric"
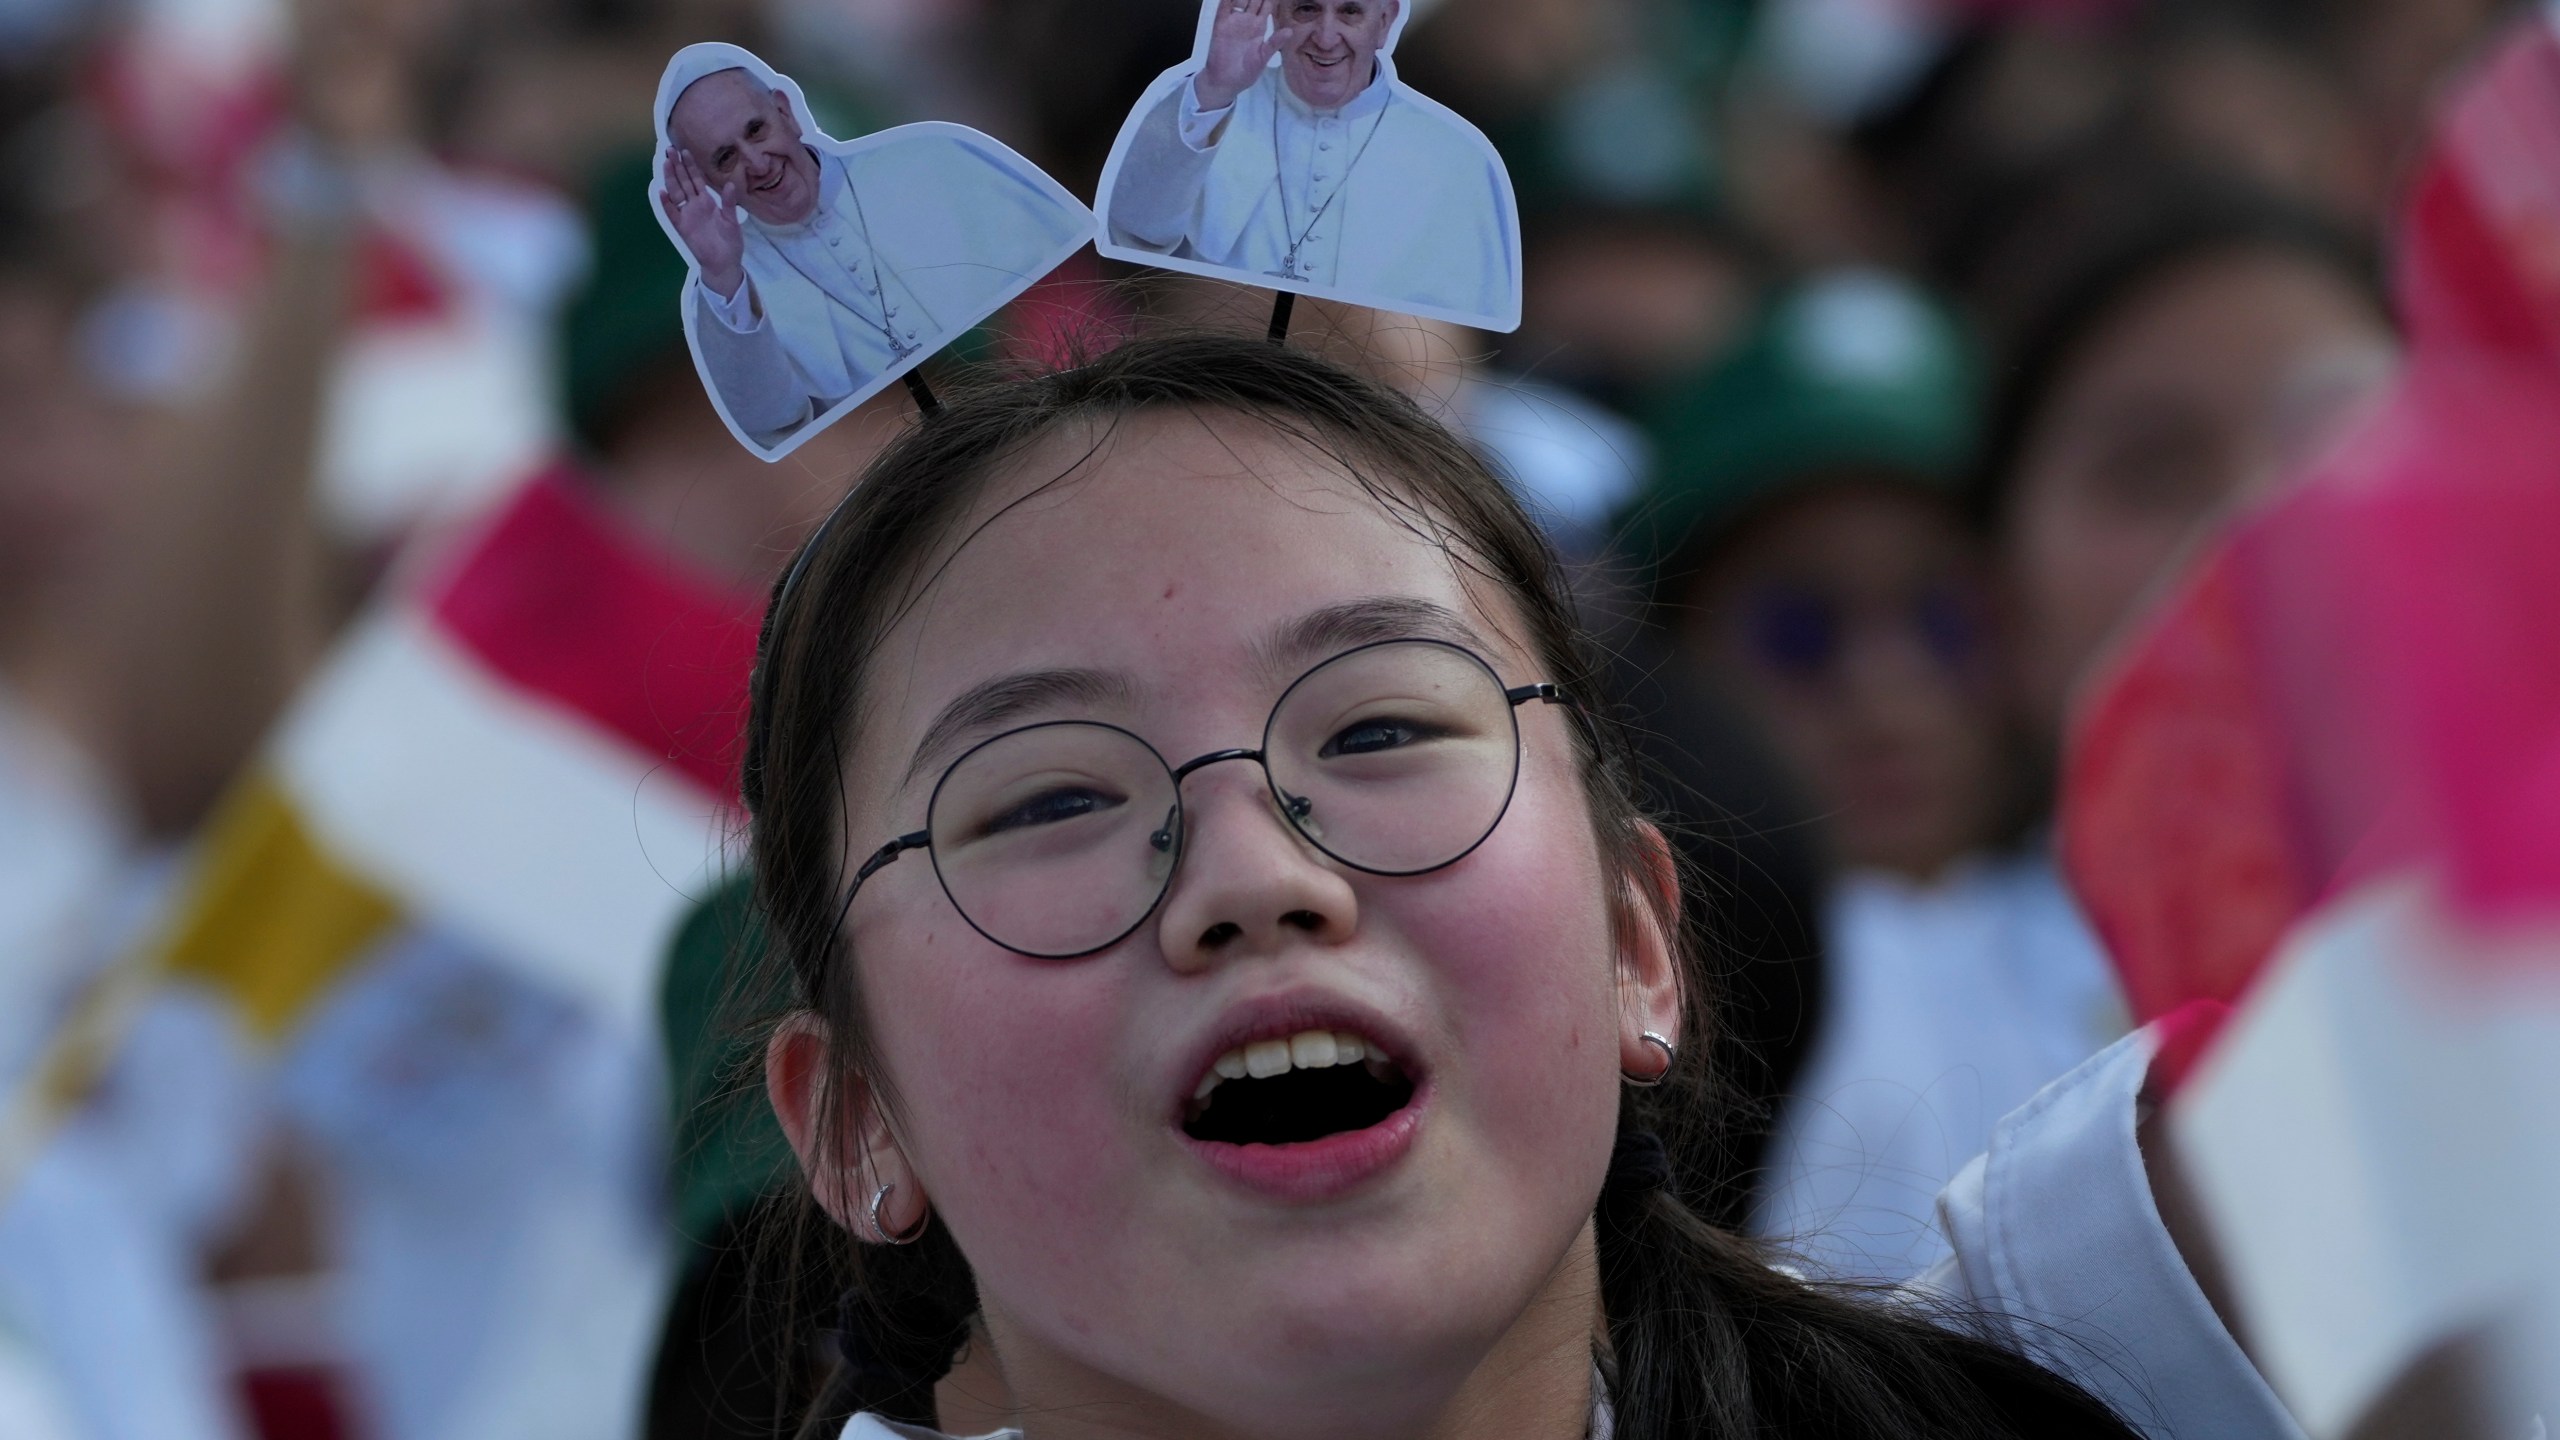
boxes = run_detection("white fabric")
[0,1310,76,1440]
[1914,1027,2304,1438]
[834,1366,1619,1440]
[275,925,670,1440]
[839,1397,1616,1440]
[316,161,582,545]
[1452,375,1650,558]
[2170,876,2557,1434]
[687,137,1087,448]
[1105,58,1517,327]
[0,988,263,1440]
[655,43,762,139]
[830,1027,2292,1438]
[0,690,255,1440]
[1753,851,2126,1280]
[700,272,759,329]
[842,1419,1017,1440]
[273,607,731,1035]
[0,685,128,1086]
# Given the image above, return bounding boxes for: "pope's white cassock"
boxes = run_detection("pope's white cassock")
[692,134,1085,448]
[1107,57,1517,326]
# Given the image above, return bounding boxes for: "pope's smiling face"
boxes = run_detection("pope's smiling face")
[1279,0,1399,110]
[669,69,822,227]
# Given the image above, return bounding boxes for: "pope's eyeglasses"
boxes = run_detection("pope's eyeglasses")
[840,638,1569,959]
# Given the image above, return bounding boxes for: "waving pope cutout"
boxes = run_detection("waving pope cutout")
[1098,0,1523,332]
[652,44,1093,459]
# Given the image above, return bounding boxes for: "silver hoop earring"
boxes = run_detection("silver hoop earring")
[867,1182,928,1245]
[1623,1030,1677,1088]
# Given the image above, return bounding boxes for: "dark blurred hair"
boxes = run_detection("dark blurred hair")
[977,0,1198,193]
[741,331,2143,1439]
[0,91,114,310]
[1854,1,2386,287]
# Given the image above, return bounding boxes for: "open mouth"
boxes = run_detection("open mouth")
[1182,1029,1417,1147]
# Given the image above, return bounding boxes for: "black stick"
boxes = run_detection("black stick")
[1267,291,1296,345]
[902,368,942,417]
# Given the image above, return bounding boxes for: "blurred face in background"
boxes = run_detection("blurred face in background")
[1281,0,1400,109]
[2002,245,2394,746]
[668,69,820,227]
[1674,481,2004,882]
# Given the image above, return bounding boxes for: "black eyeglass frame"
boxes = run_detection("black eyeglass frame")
[837,637,1571,960]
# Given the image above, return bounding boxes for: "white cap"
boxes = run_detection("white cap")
[653,42,794,145]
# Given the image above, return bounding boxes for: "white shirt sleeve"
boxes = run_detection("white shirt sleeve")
[688,280,816,444]
[1909,1027,2306,1439]
[838,1413,1018,1439]
[1106,82,1222,253]
[699,273,763,333]
[1176,75,1233,152]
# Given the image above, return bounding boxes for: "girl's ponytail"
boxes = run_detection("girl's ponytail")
[792,1227,979,1439]
[1595,1116,2143,1440]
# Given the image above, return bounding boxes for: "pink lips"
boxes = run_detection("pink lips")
[1170,991,1429,1203]
[1179,1082,1427,1203]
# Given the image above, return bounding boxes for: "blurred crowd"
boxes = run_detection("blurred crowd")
[0,0,2516,1437]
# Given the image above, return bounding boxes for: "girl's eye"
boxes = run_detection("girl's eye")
[1320,717,1432,758]
[984,786,1118,835]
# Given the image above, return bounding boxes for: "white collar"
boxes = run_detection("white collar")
[1274,51,1395,123]
[836,1359,1613,1439]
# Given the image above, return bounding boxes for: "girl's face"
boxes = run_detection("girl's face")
[786,409,1677,1437]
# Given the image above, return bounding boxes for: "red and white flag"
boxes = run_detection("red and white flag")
[2062,13,2560,1430]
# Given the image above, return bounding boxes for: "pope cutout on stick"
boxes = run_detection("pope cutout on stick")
[1099,0,1522,332]
[653,44,1093,458]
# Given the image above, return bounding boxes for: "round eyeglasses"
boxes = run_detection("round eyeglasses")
[841,638,1570,958]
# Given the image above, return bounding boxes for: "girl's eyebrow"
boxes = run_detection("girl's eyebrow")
[903,668,1134,788]
[1257,596,1490,676]
[902,599,1484,788]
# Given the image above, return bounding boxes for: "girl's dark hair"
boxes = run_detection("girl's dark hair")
[742,331,2143,1439]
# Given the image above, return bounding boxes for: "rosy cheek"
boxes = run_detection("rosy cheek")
[871,937,1134,1242]
[1395,779,1622,1135]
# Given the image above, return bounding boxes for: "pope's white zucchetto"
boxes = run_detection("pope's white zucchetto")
[653,42,795,145]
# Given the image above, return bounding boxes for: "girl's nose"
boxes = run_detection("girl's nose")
[1153,767,1357,975]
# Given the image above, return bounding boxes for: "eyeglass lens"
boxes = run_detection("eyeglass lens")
[922,640,1524,957]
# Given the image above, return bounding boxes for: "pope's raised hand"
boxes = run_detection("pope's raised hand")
[660,146,748,300]
[1195,0,1298,113]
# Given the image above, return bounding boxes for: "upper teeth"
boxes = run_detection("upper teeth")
[1194,1029,1373,1100]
